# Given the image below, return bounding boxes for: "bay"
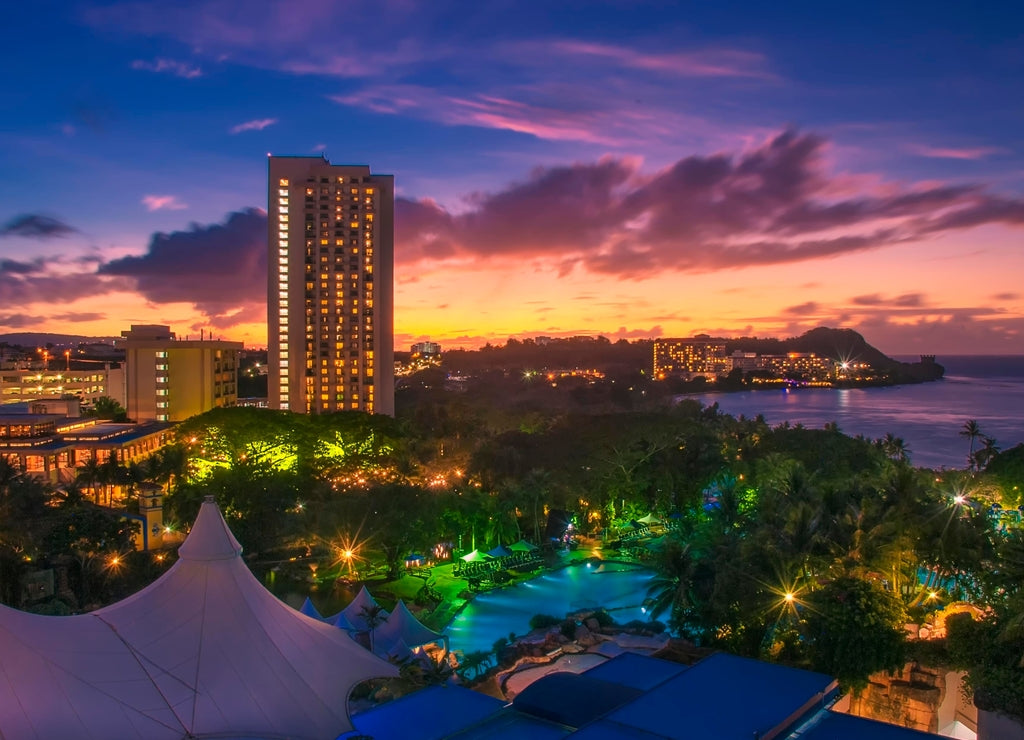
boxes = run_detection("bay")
[683,355,1024,470]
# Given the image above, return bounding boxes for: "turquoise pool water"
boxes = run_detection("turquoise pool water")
[444,562,655,655]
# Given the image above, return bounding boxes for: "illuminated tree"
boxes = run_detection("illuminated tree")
[803,576,907,692]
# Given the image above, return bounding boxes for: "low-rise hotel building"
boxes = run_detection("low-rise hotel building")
[121,325,242,422]
[0,400,172,484]
[0,366,125,407]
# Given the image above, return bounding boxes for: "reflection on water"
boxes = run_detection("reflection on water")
[445,563,654,655]
[686,357,1024,469]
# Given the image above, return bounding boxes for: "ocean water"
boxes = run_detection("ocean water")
[684,355,1024,470]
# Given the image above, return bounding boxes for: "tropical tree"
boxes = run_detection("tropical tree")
[879,433,910,464]
[360,604,388,653]
[645,538,699,628]
[974,436,1001,471]
[87,396,129,422]
[76,457,103,503]
[961,420,983,472]
[803,576,907,692]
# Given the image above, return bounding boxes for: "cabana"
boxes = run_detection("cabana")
[404,552,426,567]
[487,544,511,558]
[327,609,356,631]
[638,512,661,526]
[296,595,358,632]
[0,497,396,739]
[509,538,539,552]
[460,549,491,562]
[341,585,389,632]
[299,595,324,620]
[372,599,449,659]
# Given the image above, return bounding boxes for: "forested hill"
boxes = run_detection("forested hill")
[439,327,944,382]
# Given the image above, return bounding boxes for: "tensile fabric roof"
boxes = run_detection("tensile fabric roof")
[340,585,389,632]
[372,599,447,657]
[0,497,396,740]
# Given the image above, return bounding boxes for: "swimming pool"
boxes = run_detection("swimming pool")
[444,562,656,655]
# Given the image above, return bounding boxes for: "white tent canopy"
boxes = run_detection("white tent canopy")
[372,599,448,658]
[0,497,397,739]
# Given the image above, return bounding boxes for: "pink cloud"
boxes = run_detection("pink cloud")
[131,58,202,79]
[333,84,720,146]
[547,40,775,79]
[229,118,278,134]
[908,144,1004,160]
[142,194,188,212]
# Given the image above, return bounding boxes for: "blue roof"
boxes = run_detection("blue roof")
[447,710,571,739]
[581,653,688,691]
[344,686,503,740]
[568,720,673,739]
[513,672,643,729]
[600,653,837,740]
[793,710,942,739]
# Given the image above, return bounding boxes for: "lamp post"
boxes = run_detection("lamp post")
[64,350,71,371]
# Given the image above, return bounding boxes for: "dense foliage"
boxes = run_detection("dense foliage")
[1,376,1020,713]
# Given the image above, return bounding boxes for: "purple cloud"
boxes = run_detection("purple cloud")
[0,214,77,239]
[52,312,106,322]
[0,314,46,329]
[852,293,924,308]
[131,58,202,78]
[99,209,267,323]
[783,302,821,316]
[0,258,47,275]
[395,130,1024,276]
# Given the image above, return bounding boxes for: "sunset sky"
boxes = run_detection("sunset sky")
[1,1,1022,354]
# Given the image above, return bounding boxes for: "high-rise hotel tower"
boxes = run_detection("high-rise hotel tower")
[268,156,394,415]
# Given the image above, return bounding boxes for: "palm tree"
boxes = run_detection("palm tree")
[880,433,910,464]
[77,457,103,504]
[960,420,982,472]
[645,539,698,629]
[360,604,388,653]
[974,436,1000,471]
[485,499,520,548]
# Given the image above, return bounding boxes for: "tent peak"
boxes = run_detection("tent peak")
[177,498,243,561]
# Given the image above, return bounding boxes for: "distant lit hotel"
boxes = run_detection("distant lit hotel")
[268,156,394,415]
[121,325,241,422]
[410,341,441,357]
[653,336,729,379]
[756,352,834,381]
[654,339,840,382]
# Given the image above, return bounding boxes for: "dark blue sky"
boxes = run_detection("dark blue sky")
[1,1,1022,352]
